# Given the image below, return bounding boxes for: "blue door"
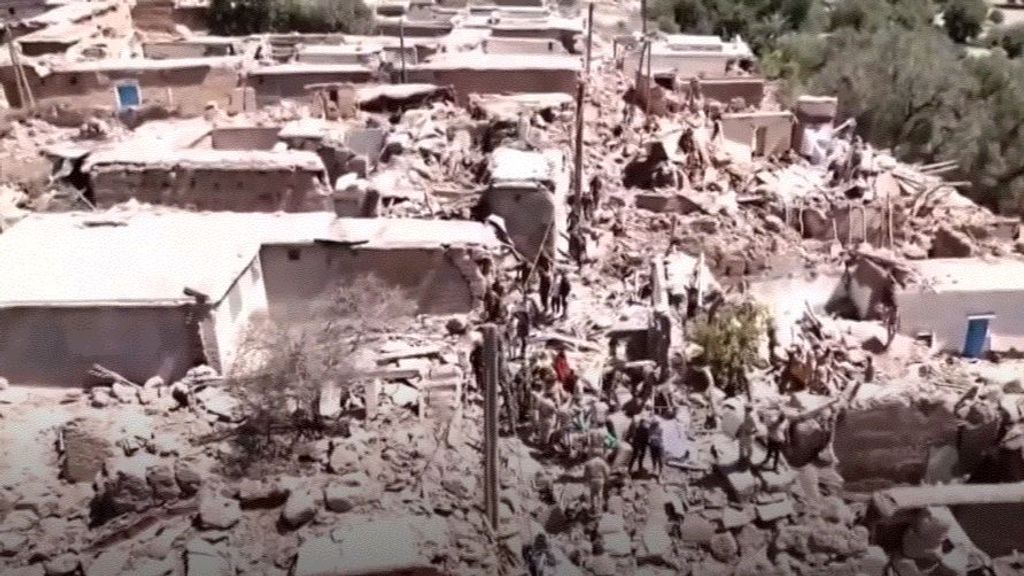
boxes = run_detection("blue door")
[962,317,990,358]
[115,83,140,109]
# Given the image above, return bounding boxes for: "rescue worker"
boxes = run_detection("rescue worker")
[584,447,611,515]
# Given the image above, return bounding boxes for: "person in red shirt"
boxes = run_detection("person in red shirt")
[553,349,576,395]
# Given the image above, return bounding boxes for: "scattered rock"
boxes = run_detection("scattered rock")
[292,536,343,576]
[680,514,715,544]
[442,476,476,500]
[0,532,28,556]
[281,490,317,529]
[110,382,138,404]
[185,538,233,576]
[709,532,739,563]
[174,461,202,496]
[323,477,381,513]
[857,545,889,576]
[90,388,113,408]
[237,479,288,509]
[93,459,154,522]
[84,547,130,576]
[638,526,672,565]
[147,464,180,501]
[42,553,79,576]
[198,492,241,530]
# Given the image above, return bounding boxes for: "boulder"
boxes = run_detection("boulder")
[185,539,233,576]
[323,478,381,513]
[638,526,672,565]
[174,461,202,496]
[709,532,739,563]
[110,382,138,404]
[281,490,317,529]
[236,479,287,509]
[679,514,715,544]
[93,459,154,522]
[293,537,344,576]
[60,419,112,483]
[42,554,80,576]
[0,532,28,556]
[84,547,130,576]
[198,492,241,530]
[147,464,180,501]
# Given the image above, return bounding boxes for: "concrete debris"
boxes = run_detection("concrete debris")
[198,491,241,530]
[281,490,318,529]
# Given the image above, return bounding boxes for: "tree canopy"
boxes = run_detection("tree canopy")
[209,0,374,35]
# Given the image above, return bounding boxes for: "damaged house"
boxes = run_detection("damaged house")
[82,147,333,212]
[259,214,502,319]
[473,145,568,261]
[0,211,268,386]
[843,255,1024,357]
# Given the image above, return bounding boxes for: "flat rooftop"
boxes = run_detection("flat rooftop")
[247,63,374,76]
[0,211,266,307]
[415,52,580,71]
[904,258,1024,293]
[49,57,243,74]
[84,149,326,173]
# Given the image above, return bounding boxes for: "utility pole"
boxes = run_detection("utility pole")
[4,24,32,109]
[641,0,647,35]
[572,79,585,209]
[585,2,594,78]
[482,324,499,530]
[399,18,407,83]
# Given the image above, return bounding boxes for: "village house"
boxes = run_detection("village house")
[474,145,568,261]
[247,63,378,107]
[406,53,580,105]
[142,36,243,60]
[131,0,210,33]
[0,0,59,22]
[258,214,502,319]
[842,255,1024,357]
[0,56,246,114]
[83,147,332,211]
[718,111,796,162]
[895,258,1024,358]
[0,211,269,386]
[10,0,132,39]
[0,208,503,386]
[623,34,754,79]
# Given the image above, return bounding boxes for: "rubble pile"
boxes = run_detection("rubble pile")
[2,4,1024,576]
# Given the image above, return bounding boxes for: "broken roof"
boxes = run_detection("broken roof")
[489,147,554,182]
[318,218,502,249]
[414,52,580,71]
[47,57,243,74]
[84,149,326,173]
[0,211,267,307]
[470,92,573,121]
[247,63,374,76]
[903,258,1024,294]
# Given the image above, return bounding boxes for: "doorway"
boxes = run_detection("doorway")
[962,315,993,358]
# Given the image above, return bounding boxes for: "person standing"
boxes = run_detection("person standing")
[648,419,664,480]
[569,228,585,271]
[737,406,757,469]
[539,269,552,314]
[584,448,611,515]
[627,417,651,475]
[761,410,787,472]
[514,306,531,359]
[557,272,571,318]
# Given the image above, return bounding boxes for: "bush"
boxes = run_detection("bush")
[209,0,373,35]
[691,300,770,398]
[223,275,415,473]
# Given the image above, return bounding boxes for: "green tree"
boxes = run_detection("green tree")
[942,0,988,43]
[810,27,969,159]
[692,300,769,398]
[209,0,372,34]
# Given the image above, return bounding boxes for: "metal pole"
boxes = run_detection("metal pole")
[644,39,652,118]
[585,3,594,78]
[573,80,585,210]
[399,18,407,83]
[482,324,500,530]
[641,0,647,35]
